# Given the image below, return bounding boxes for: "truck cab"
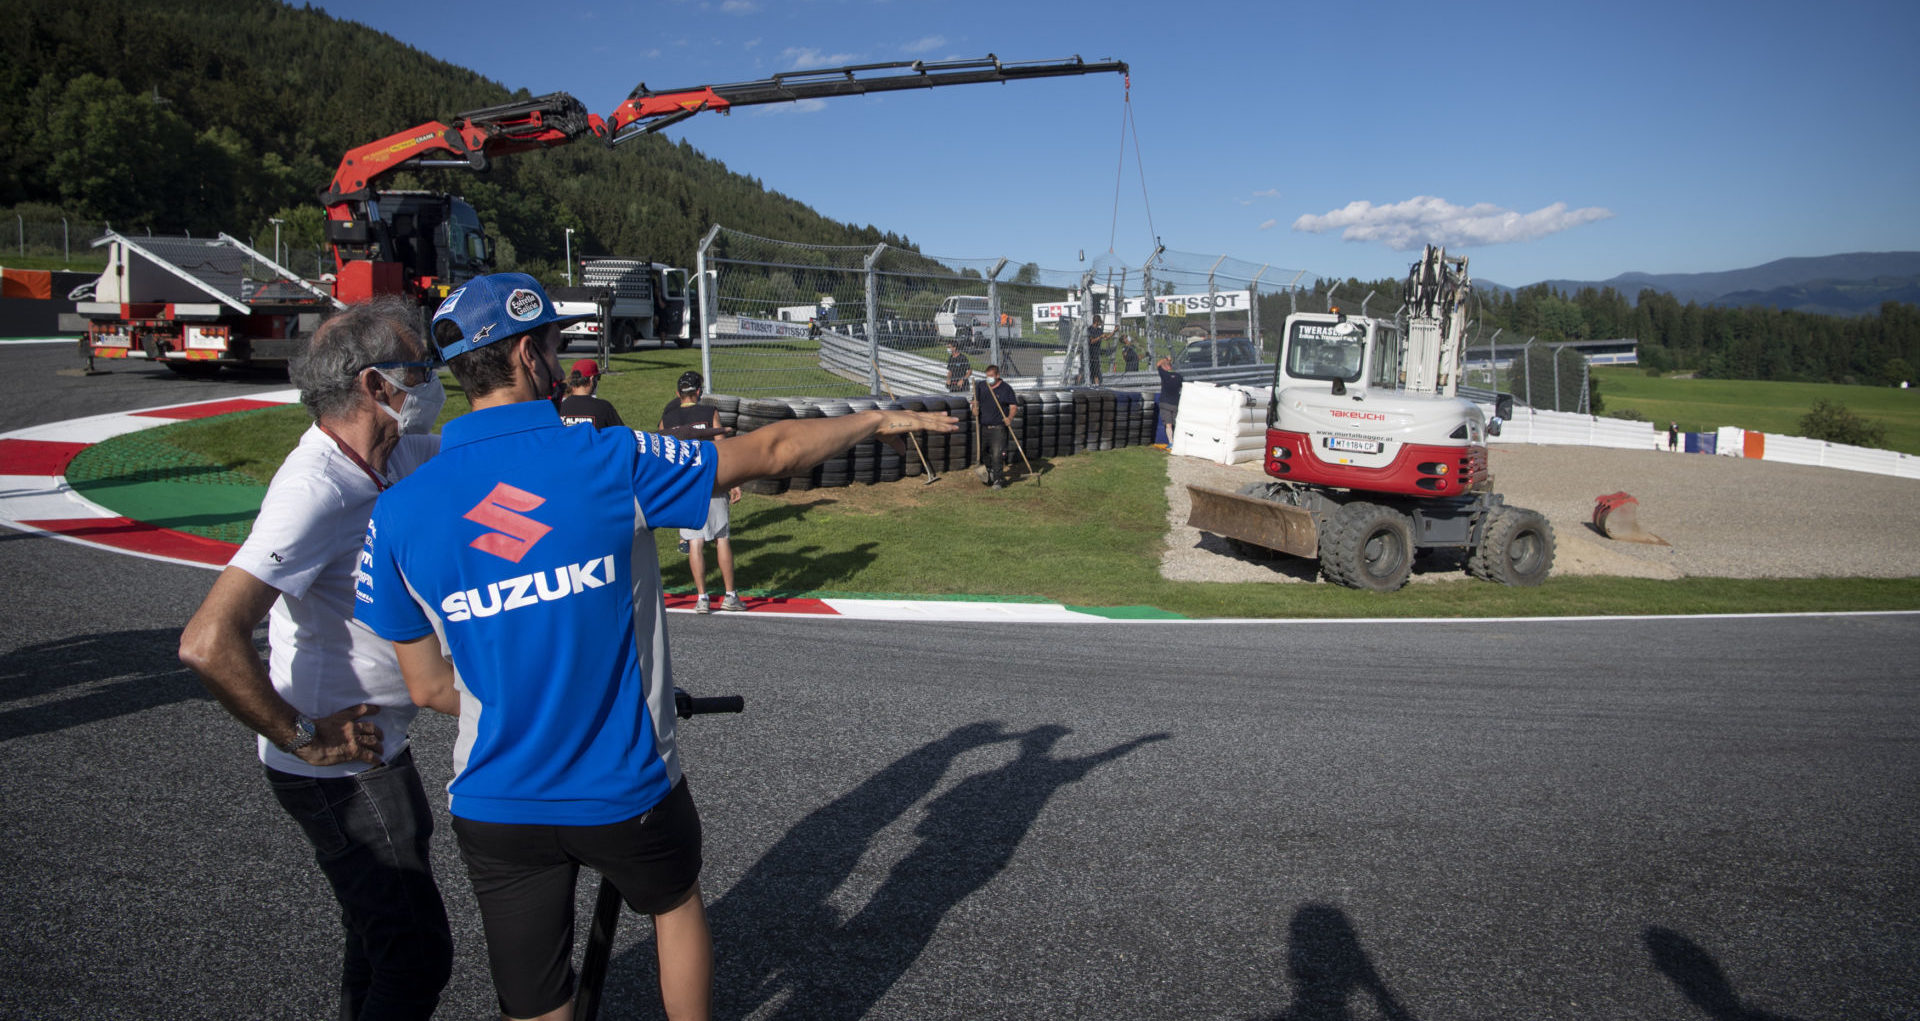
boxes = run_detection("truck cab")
[327,191,493,303]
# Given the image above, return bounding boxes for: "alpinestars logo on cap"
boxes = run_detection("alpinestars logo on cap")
[506,288,543,321]
[463,482,552,563]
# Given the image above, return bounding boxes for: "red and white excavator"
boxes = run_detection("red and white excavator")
[74,55,1127,372]
[1185,245,1556,591]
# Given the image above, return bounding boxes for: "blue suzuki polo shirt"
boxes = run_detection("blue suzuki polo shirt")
[354,399,717,826]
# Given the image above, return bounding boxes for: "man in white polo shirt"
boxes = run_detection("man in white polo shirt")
[178,296,452,1020]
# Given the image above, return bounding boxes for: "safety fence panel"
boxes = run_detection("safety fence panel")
[1744,431,1920,478]
[1488,407,1661,450]
[1484,413,1920,481]
[696,229,884,398]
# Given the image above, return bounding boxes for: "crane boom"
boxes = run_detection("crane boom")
[322,93,604,208]
[320,53,1126,305]
[605,54,1128,142]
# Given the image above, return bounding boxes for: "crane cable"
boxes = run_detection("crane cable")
[1108,74,1157,256]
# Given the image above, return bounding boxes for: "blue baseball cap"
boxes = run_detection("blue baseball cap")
[430,273,588,360]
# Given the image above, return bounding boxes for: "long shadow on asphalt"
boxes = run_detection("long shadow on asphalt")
[1643,927,1808,1021]
[601,721,1170,1020]
[1249,903,1417,1021]
[0,626,211,742]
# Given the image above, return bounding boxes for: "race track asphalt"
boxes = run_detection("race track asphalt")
[2,344,1916,1020]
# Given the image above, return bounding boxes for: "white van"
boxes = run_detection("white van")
[934,295,991,339]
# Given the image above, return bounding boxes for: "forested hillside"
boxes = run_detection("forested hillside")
[0,0,915,277]
[1266,277,1920,387]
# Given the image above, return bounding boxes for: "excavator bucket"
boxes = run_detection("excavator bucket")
[1186,485,1320,560]
[1592,491,1666,544]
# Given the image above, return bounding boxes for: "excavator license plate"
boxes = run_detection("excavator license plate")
[1324,436,1382,454]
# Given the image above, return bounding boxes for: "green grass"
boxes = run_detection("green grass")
[1596,368,1920,455]
[0,254,108,272]
[92,352,1920,618]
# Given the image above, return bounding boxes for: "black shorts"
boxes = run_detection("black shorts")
[451,778,703,1017]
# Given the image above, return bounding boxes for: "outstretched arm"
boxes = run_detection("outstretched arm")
[712,408,955,492]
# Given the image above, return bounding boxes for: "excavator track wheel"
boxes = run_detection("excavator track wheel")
[1319,502,1414,592]
[1468,506,1556,587]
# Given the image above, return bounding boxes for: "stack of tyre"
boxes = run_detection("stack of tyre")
[718,388,1163,490]
[734,398,794,495]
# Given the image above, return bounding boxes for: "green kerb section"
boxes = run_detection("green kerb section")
[65,425,265,545]
[1063,604,1187,620]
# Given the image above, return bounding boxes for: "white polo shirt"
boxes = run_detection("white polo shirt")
[227,425,439,778]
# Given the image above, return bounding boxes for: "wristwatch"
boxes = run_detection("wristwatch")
[280,713,317,754]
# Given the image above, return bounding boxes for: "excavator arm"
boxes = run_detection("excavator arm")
[1400,244,1472,396]
[604,54,1128,143]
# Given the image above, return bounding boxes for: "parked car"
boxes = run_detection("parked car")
[1174,337,1259,369]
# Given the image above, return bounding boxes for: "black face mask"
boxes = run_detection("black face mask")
[530,346,563,407]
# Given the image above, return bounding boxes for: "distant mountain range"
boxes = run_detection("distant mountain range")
[1487,252,1920,316]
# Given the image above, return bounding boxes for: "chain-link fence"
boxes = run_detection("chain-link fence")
[5,206,333,281]
[1502,343,1592,413]
[695,229,1327,397]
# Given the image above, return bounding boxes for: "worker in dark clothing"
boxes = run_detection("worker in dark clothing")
[1120,335,1140,373]
[946,341,971,392]
[970,365,1019,489]
[1086,316,1106,385]
[1154,355,1183,448]
[557,359,624,429]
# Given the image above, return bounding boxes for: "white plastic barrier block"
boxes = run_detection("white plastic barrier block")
[1716,426,1747,456]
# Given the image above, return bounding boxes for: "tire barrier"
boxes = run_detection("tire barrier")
[717,387,1161,492]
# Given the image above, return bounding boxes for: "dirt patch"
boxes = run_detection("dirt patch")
[1163,445,1920,583]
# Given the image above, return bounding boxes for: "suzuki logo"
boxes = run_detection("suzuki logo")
[464,482,552,563]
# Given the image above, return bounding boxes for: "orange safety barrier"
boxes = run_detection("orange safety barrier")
[0,268,53,300]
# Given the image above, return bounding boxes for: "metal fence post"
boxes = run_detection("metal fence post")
[1552,344,1562,412]
[1249,264,1269,359]
[1140,242,1164,363]
[695,224,720,388]
[987,257,1008,370]
[1206,254,1225,367]
[1522,337,1535,405]
[864,244,885,395]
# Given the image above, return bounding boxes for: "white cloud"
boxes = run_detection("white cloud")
[783,47,861,69]
[1291,195,1613,249]
[719,0,759,12]
[902,35,946,54]
[1252,188,1280,198]
[1258,219,1278,230]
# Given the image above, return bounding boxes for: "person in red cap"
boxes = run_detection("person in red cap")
[558,358,625,429]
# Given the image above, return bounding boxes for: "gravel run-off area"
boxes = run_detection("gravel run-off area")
[1163,444,1920,584]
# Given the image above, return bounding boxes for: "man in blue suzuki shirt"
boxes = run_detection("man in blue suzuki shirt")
[354,273,954,1021]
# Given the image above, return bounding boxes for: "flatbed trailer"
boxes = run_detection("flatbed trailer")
[67,231,342,374]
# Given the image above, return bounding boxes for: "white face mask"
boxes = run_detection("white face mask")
[374,368,446,435]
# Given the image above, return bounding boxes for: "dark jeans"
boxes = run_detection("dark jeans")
[982,423,1012,483]
[267,748,453,1021]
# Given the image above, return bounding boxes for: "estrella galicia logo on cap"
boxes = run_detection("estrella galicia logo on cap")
[506,288,543,322]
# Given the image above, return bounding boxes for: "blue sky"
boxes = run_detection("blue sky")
[315,0,1919,288]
